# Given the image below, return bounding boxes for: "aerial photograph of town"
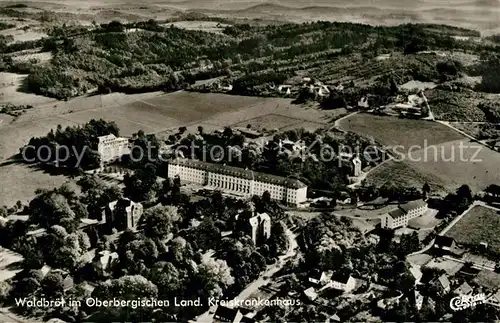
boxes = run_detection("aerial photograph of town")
[1,0,500,322]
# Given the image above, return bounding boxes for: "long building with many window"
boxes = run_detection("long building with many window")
[167,158,308,205]
[382,199,428,229]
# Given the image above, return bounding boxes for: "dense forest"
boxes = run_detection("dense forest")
[0,18,490,100]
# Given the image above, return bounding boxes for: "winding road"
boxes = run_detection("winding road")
[193,228,298,323]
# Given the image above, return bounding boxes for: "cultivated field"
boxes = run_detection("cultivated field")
[167,21,230,33]
[365,160,449,193]
[0,72,59,107]
[338,114,464,148]
[343,113,500,193]
[0,90,333,206]
[232,114,322,132]
[445,205,500,253]
[405,139,500,193]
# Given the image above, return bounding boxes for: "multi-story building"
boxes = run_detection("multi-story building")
[97,134,130,166]
[167,158,308,205]
[381,199,428,229]
[248,212,271,244]
[102,198,143,232]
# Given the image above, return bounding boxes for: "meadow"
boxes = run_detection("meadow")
[445,205,500,253]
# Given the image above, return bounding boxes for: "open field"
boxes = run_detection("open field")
[0,248,23,281]
[0,90,332,205]
[445,205,500,253]
[0,113,15,126]
[0,116,78,161]
[0,72,59,107]
[343,113,500,193]
[0,163,80,207]
[365,160,449,193]
[168,20,230,33]
[404,139,500,193]
[232,114,321,132]
[338,114,464,148]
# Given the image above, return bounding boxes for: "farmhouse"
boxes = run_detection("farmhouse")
[431,274,451,294]
[167,158,308,205]
[433,235,457,253]
[454,282,473,296]
[97,134,130,166]
[381,200,428,229]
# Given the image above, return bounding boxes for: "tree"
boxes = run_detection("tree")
[0,281,12,304]
[423,182,431,197]
[0,206,7,218]
[91,275,158,321]
[198,258,235,288]
[41,271,64,298]
[124,164,160,202]
[268,221,289,256]
[456,184,473,202]
[142,205,180,238]
[262,191,271,205]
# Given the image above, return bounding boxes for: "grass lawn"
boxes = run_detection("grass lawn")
[445,205,500,253]
[0,164,80,207]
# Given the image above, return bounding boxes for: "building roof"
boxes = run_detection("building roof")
[434,235,455,248]
[109,198,141,211]
[454,282,473,295]
[331,272,352,284]
[98,134,116,141]
[214,306,240,321]
[169,158,307,189]
[436,274,451,290]
[388,208,406,219]
[399,200,427,213]
[304,287,318,300]
[239,317,256,323]
[95,250,118,270]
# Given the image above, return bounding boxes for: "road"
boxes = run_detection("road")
[193,228,298,323]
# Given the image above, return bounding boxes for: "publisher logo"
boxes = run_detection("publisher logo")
[450,293,487,311]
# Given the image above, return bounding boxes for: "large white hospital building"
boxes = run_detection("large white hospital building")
[97,134,130,166]
[167,158,308,205]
